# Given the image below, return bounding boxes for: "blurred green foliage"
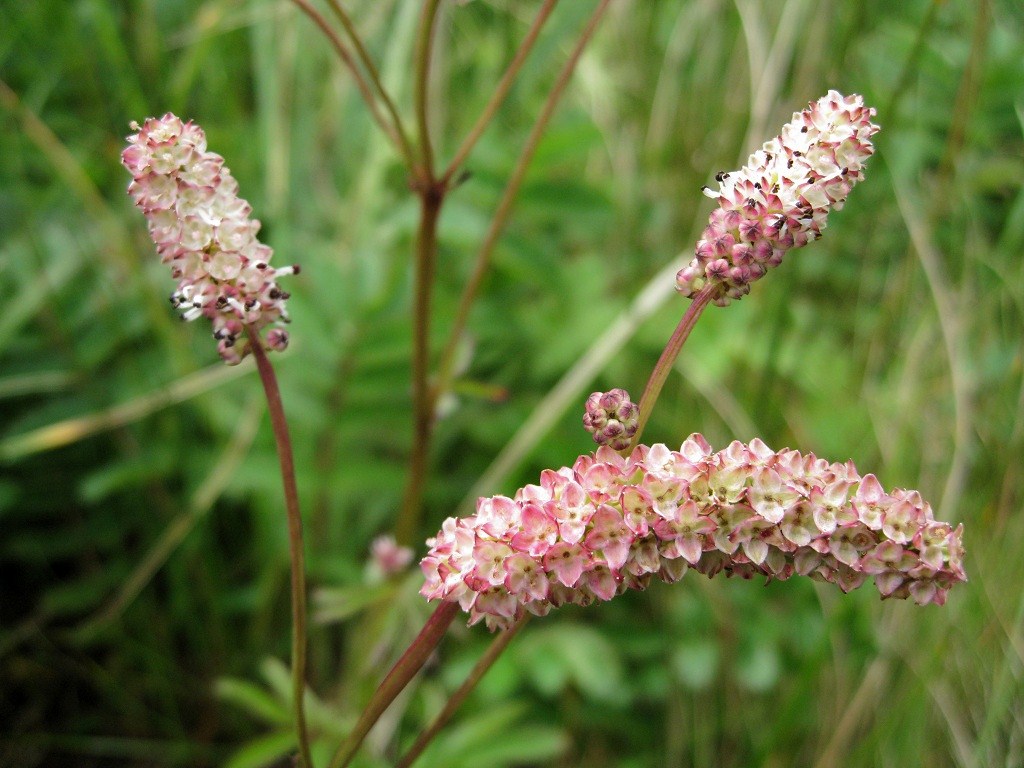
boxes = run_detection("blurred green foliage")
[2,0,1022,766]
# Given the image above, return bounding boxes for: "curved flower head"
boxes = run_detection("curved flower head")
[677,91,879,306]
[420,435,966,631]
[122,113,297,364]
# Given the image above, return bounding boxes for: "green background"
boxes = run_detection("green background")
[1,1,1021,766]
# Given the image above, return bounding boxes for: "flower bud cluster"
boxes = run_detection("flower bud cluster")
[421,435,965,631]
[368,535,415,580]
[676,91,879,306]
[582,389,639,451]
[122,113,297,364]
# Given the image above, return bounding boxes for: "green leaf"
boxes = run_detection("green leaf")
[515,623,628,703]
[417,703,567,768]
[214,678,290,726]
[222,730,295,768]
[313,582,399,624]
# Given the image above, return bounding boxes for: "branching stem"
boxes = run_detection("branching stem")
[433,0,613,409]
[290,0,417,172]
[324,0,417,170]
[414,0,443,177]
[440,0,560,185]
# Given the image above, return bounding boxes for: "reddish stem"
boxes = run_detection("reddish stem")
[396,614,530,768]
[629,285,715,449]
[247,328,314,768]
[327,601,460,768]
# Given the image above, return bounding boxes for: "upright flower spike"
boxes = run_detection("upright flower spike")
[122,113,298,364]
[420,436,966,631]
[676,91,879,306]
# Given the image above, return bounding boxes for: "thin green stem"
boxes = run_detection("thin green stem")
[328,601,460,768]
[290,0,417,172]
[413,0,443,178]
[396,615,530,768]
[433,0,613,408]
[628,285,715,450]
[324,0,418,171]
[394,186,446,547]
[439,0,560,185]
[247,328,314,768]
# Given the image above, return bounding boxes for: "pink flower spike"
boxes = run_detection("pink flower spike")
[676,91,878,305]
[421,435,966,630]
[367,535,414,580]
[122,113,295,363]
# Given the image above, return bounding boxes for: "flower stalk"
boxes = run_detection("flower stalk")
[629,285,714,450]
[394,185,446,547]
[396,614,531,768]
[248,327,315,768]
[327,601,460,768]
[123,112,313,766]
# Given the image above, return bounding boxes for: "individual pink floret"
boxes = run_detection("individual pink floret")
[420,435,967,631]
[122,113,297,364]
[677,91,879,306]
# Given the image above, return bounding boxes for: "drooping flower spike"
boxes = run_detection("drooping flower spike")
[122,113,297,364]
[676,90,879,306]
[420,435,966,631]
